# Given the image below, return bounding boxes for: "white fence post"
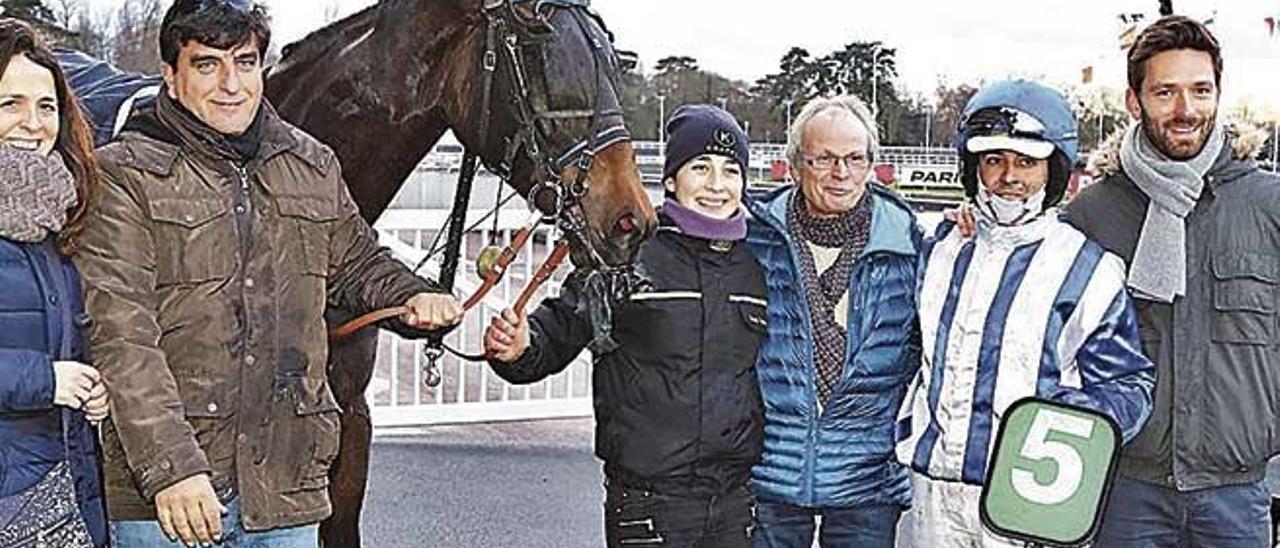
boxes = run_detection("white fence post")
[366,210,593,427]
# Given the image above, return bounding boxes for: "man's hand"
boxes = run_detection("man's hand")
[402,292,464,329]
[483,308,529,363]
[943,203,977,238]
[81,378,109,423]
[154,473,226,546]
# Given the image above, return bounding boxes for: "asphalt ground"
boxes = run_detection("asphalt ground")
[360,418,925,548]
[363,418,603,547]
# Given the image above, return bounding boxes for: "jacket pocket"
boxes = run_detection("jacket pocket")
[1210,251,1277,345]
[150,198,236,285]
[282,377,341,492]
[731,295,769,375]
[178,376,235,420]
[605,485,669,546]
[731,294,769,335]
[275,196,339,277]
[177,376,235,483]
[618,291,702,362]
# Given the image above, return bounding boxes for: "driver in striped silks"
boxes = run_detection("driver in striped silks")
[895,79,1156,547]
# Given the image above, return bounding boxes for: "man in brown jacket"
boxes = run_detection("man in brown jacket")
[73,1,462,546]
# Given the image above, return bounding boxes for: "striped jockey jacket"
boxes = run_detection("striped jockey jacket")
[896,213,1155,485]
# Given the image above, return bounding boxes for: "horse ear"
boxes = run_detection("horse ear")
[615,49,638,73]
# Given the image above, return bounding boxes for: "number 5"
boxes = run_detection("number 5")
[1011,409,1094,505]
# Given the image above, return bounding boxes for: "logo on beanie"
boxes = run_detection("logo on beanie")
[714,129,737,148]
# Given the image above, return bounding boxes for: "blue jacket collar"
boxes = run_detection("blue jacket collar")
[746,183,917,258]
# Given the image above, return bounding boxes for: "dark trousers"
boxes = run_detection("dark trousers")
[1094,476,1271,547]
[751,498,901,548]
[1272,497,1280,544]
[604,479,754,548]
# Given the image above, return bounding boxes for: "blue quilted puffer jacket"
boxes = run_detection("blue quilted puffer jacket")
[0,237,106,546]
[744,184,921,508]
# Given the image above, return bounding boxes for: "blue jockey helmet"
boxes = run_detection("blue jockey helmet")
[956,79,1079,209]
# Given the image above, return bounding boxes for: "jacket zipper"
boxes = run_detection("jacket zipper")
[231,161,254,348]
[233,163,253,234]
[231,163,253,379]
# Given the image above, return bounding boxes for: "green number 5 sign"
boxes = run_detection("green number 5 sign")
[980,398,1122,547]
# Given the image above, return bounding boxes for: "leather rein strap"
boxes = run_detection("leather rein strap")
[328,222,570,340]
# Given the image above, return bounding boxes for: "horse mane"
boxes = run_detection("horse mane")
[278,4,381,65]
[277,0,484,68]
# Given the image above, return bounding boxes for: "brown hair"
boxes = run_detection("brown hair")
[1126,15,1223,93]
[0,19,100,255]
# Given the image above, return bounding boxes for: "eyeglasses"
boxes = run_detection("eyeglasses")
[801,152,870,172]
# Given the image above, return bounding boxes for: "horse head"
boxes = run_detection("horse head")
[446,0,656,269]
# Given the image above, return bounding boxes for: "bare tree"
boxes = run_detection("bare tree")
[47,0,76,27]
[2,0,77,43]
[110,0,164,73]
[43,0,106,56]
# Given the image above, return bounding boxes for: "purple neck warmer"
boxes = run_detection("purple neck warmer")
[662,197,748,242]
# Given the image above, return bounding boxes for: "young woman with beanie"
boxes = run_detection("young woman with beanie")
[484,104,767,547]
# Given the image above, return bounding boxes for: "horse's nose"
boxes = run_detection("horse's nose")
[616,213,637,235]
[613,212,651,254]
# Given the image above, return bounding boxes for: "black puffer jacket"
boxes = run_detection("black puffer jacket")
[491,214,767,495]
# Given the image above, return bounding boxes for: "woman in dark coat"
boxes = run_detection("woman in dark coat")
[0,18,108,547]
[484,105,767,547]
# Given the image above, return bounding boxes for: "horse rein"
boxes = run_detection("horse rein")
[328,0,632,375]
[328,210,571,341]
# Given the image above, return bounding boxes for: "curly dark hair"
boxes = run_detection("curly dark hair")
[0,18,100,255]
[160,0,271,68]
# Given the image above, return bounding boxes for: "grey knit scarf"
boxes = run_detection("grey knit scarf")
[1119,121,1224,303]
[0,147,76,243]
[787,190,873,404]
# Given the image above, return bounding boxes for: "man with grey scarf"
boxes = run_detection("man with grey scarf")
[1064,15,1280,547]
[744,95,921,547]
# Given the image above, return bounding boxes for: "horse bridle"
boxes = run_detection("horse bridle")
[331,0,646,383]
[476,0,631,265]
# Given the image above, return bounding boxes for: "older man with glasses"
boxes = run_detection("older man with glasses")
[744,95,921,547]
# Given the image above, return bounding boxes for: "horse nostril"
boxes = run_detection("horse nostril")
[616,214,636,235]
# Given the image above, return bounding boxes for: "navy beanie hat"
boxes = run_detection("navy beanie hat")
[662,104,750,182]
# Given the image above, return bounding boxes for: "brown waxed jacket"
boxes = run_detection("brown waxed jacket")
[74,95,436,530]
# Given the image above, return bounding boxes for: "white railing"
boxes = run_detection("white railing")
[878,146,959,168]
[366,209,593,427]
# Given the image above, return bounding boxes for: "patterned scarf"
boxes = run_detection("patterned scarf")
[0,147,76,243]
[787,190,873,404]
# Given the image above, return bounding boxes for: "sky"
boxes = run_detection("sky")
[93,0,1280,117]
